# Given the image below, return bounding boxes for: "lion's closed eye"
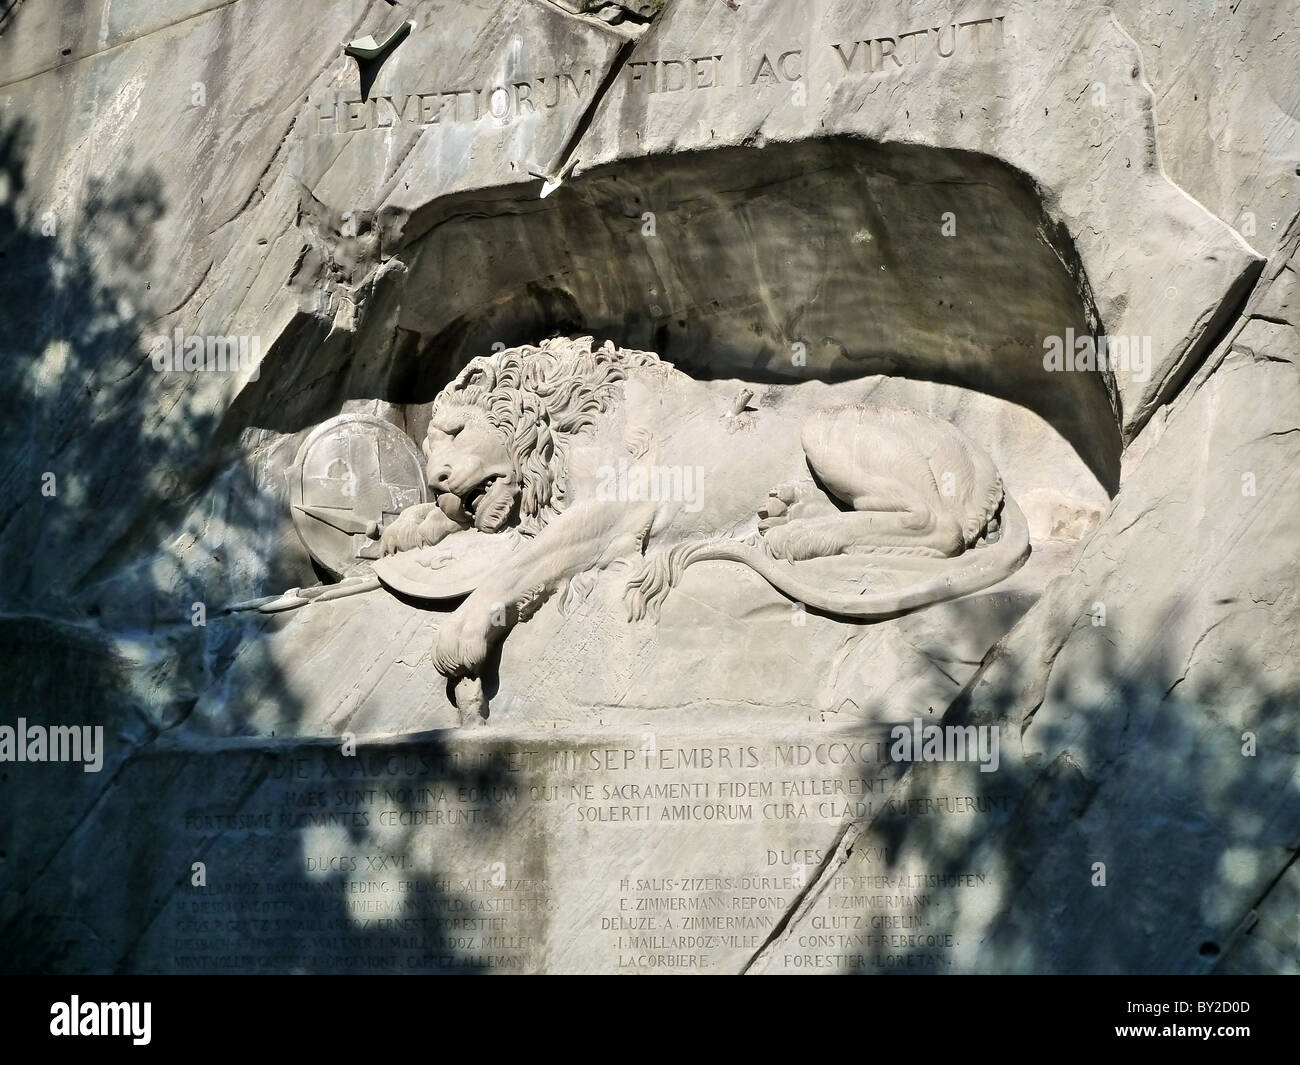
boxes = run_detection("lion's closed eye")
[428,417,464,440]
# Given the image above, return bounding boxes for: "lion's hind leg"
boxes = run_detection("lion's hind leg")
[760,464,962,562]
[757,481,840,530]
[760,510,959,562]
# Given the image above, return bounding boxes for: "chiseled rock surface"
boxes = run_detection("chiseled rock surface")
[0,0,1296,973]
[753,216,1300,974]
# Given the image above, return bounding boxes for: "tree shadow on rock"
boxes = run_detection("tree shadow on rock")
[0,112,516,974]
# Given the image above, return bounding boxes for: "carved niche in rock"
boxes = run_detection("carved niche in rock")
[265,336,1030,723]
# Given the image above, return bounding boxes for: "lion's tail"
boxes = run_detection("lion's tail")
[624,495,1030,621]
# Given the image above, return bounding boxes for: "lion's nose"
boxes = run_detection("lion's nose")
[430,464,453,489]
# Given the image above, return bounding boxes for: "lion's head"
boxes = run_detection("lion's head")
[422,337,663,535]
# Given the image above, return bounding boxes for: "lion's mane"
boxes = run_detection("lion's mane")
[430,337,664,534]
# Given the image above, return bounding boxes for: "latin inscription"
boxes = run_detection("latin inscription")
[156,739,1005,972]
[315,68,594,136]
[830,16,1007,75]
[312,14,1009,137]
[619,14,1009,100]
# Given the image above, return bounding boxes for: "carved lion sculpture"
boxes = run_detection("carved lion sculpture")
[378,336,1030,718]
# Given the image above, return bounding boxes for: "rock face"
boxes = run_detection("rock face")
[0,0,1296,975]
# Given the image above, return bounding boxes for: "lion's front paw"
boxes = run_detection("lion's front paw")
[380,505,459,555]
[431,599,497,678]
[380,510,428,556]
